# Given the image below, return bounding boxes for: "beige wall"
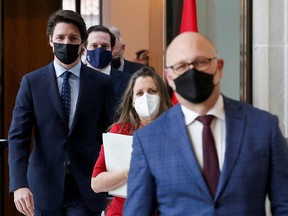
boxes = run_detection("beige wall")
[102,0,149,62]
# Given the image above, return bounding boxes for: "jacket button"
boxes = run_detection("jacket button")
[214,202,219,208]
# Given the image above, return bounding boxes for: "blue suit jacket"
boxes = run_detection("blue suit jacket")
[123,59,144,74]
[8,62,116,211]
[124,96,288,215]
[110,67,131,107]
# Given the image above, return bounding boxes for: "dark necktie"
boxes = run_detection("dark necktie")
[197,115,220,197]
[61,71,71,124]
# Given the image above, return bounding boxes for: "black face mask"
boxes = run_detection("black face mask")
[111,56,121,69]
[174,68,215,103]
[53,43,80,65]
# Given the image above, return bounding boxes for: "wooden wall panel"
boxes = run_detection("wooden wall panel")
[3,1,61,215]
[149,0,165,78]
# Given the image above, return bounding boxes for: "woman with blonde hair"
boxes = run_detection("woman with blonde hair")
[91,66,172,216]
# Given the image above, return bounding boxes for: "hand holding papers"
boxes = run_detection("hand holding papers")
[103,133,133,198]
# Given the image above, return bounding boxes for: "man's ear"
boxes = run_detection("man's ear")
[122,44,126,51]
[216,59,224,79]
[79,43,85,51]
[49,36,53,47]
[164,68,175,90]
[82,47,87,55]
[217,59,224,70]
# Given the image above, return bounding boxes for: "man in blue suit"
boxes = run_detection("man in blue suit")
[124,32,288,215]
[8,10,115,216]
[83,25,131,107]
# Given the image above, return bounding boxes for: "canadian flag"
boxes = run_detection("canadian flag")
[172,0,198,105]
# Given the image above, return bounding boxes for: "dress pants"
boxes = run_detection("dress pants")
[34,172,102,216]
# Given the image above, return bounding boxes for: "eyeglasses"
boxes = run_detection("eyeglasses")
[166,57,217,75]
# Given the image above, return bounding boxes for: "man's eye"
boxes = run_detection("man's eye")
[199,61,208,65]
[174,64,186,71]
[101,45,109,49]
[195,59,209,66]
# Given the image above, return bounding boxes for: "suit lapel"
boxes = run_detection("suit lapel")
[44,63,66,125]
[110,68,121,93]
[170,105,212,199]
[215,97,246,199]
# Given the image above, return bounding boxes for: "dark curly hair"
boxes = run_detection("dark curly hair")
[85,25,116,48]
[46,9,87,42]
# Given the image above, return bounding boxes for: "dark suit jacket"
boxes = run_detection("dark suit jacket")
[8,62,116,211]
[123,59,144,74]
[110,67,131,105]
[124,96,288,215]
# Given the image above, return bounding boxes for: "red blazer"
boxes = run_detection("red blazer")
[92,122,133,216]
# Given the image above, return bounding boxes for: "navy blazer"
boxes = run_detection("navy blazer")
[110,67,131,105]
[124,96,288,215]
[8,62,116,211]
[123,59,144,74]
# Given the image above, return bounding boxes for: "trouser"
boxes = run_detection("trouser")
[34,172,102,216]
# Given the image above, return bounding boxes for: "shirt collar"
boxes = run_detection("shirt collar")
[87,63,111,75]
[54,60,81,78]
[181,95,225,126]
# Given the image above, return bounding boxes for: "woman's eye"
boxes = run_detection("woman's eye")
[136,92,144,96]
[148,89,158,94]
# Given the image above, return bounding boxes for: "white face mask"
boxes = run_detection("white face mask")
[134,93,160,120]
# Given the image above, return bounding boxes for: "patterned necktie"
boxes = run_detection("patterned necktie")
[197,115,220,197]
[61,71,71,124]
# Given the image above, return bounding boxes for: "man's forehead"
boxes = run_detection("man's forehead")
[88,32,110,42]
[52,22,80,34]
[166,34,215,64]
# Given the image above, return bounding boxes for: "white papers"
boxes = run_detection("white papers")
[102,132,133,198]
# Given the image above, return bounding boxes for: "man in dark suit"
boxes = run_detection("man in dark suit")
[8,10,115,216]
[83,25,131,106]
[124,32,288,215]
[109,26,144,74]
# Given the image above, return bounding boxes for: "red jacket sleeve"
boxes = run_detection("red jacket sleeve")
[91,123,130,177]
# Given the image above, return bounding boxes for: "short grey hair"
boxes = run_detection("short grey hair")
[109,26,124,44]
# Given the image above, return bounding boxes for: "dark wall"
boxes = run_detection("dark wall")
[166,0,183,46]
[165,0,183,98]
[2,0,61,215]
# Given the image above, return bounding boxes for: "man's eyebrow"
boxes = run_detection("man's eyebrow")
[69,34,81,37]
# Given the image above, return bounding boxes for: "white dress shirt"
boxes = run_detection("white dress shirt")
[54,60,80,128]
[87,63,111,75]
[181,95,226,171]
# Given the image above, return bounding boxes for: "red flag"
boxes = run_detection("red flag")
[180,0,198,33]
[172,0,198,105]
